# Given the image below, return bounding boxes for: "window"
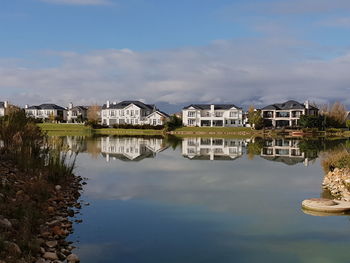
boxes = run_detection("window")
[153,119,157,125]
[131,110,134,116]
[111,110,115,117]
[188,111,196,117]
[230,111,237,117]
[126,110,129,115]
[121,110,124,116]
[188,119,196,126]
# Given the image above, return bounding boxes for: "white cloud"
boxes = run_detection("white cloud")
[318,17,350,28]
[1,39,350,110]
[39,0,113,6]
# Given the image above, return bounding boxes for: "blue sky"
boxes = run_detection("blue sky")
[1,0,350,111]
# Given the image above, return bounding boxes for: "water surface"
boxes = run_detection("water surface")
[63,136,350,263]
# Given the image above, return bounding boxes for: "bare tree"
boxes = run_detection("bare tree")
[87,104,101,123]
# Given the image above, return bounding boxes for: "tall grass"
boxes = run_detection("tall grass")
[0,110,78,261]
[321,147,350,172]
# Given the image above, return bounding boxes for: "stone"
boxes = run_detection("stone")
[45,240,58,248]
[6,242,21,255]
[67,253,80,262]
[43,252,58,260]
[0,218,12,228]
[47,206,55,213]
[55,185,62,191]
[35,258,46,263]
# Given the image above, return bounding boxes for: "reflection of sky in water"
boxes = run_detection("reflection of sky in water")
[68,137,350,263]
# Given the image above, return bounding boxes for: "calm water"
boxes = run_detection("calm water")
[61,135,350,263]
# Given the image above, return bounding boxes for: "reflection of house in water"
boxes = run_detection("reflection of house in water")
[261,138,309,166]
[182,137,244,161]
[101,137,167,162]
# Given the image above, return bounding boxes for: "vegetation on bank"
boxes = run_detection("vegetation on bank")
[321,148,350,173]
[0,111,78,262]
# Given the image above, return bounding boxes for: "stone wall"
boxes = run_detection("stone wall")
[322,168,350,201]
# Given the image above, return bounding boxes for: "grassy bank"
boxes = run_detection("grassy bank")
[0,112,81,262]
[93,128,164,136]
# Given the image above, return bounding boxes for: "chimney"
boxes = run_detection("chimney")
[113,101,117,105]
[106,100,110,108]
[4,101,8,108]
[304,100,309,109]
[68,102,73,110]
[210,104,215,112]
[25,104,29,109]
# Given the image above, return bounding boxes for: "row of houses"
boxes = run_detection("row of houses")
[1,99,348,128]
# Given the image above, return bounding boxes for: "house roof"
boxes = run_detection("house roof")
[148,110,170,118]
[102,100,155,110]
[262,100,318,111]
[70,106,88,111]
[0,102,4,109]
[27,104,66,110]
[183,104,242,110]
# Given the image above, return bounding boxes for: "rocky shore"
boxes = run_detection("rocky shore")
[0,159,84,263]
[322,168,350,201]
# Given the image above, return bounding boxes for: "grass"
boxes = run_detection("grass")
[38,123,92,131]
[94,128,164,136]
[321,148,350,172]
[173,126,259,134]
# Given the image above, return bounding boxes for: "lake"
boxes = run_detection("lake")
[60,135,350,263]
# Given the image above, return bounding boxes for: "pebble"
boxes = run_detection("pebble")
[43,252,59,260]
[67,253,80,262]
[45,240,58,248]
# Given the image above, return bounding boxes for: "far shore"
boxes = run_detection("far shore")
[37,123,350,138]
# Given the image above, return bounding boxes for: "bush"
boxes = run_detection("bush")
[325,128,344,134]
[321,148,350,172]
[164,115,182,131]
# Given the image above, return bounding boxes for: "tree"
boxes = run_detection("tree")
[87,104,101,124]
[319,102,348,128]
[247,106,264,130]
[299,115,323,129]
[165,115,182,131]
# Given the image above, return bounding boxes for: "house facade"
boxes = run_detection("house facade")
[261,100,318,128]
[101,100,169,126]
[182,137,245,161]
[25,104,67,121]
[67,103,88,123]
[182,104,243,127]
[0,101,8,117]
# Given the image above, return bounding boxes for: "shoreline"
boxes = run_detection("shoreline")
[37,123,350,138]
[0,159,83,263]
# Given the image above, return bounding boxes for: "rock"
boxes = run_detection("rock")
[6,242,21,255]
[45,240,58,248]
[67,253,80,262]
[55,185,62,191]
[47,206,55,213]
[67,209,74,217]
[35,258,46,263]
[0,218,12,228]
[43,252,59,260]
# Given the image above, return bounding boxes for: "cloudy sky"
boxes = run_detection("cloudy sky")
[1,0,350,112]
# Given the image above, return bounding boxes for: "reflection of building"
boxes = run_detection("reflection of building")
[182,104,243,127]
[101,136,167,162]
[261,138,309,166]
[261,100,318,128]
[182,137,244,161]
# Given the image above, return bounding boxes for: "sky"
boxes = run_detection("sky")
[1,0,350,112]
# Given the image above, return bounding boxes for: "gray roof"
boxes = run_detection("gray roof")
[262,100,318,111]
[102,101,155,110]
[27,104,66,110]
[183,104,242,110]
[70,106,88,111]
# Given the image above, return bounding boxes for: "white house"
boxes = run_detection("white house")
[261,100,319,128]
[0,101,9,117]
[182,104,243,127]
[25,104,67,121]
[182,137,244,161]
[101,100,169,126]
[100,136,168,162]
[67,103,88,123]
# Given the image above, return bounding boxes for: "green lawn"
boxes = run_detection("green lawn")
[94,128,164,136]
[38,123,91,131]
